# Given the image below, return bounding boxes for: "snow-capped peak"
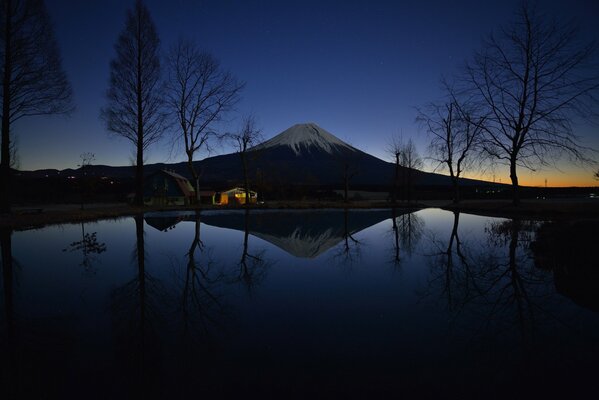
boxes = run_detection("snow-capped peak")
[252,123,356,155]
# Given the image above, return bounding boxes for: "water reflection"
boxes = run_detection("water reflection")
[0,228,16,398]
[532,220,599,311]
[425,211,476,312]
[175,211,226,336]
[1,209,598,396]
[389,208,424,267]
[198,209,394,258]
[111,215,166,397]
[235,209,270,292]
[63,223,107,273]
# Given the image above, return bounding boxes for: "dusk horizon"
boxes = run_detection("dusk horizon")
[7,0,598,187]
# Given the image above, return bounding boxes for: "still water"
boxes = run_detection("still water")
[1,208,598,398]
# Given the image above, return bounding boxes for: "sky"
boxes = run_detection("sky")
[12,0,599,186]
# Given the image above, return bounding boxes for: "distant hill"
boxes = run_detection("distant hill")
[15,122,495,188]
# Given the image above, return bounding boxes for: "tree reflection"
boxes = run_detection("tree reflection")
[394,210,423,257]
[424,216,570,345]
[0,228,17,398]
[236,209,269,293]
[111,215,166,397]
[479,219,543,342]
[63,223,107,273]
[388,208,424,267]
[176,211,226,338]
[425,212,477,312]
[333,208,362,266]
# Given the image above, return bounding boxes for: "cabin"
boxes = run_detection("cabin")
[215,187,258,205]
[143,170,195,206]
[198,189,217,205]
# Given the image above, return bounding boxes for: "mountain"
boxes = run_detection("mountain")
[194,122,485,187]
[17,122,494,188]
[252,123,356,155]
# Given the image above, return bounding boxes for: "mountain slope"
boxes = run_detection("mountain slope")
[194,123,483,187]
[17,122,495,188]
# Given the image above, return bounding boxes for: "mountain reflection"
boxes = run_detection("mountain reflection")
[146,209,402,259]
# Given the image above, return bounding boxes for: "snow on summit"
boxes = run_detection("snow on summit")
[253,123,356,155]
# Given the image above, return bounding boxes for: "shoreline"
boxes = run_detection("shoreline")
[1,199,599,230]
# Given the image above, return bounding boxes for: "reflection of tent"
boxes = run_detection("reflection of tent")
[143,170,195,206]
[215,187,257,205]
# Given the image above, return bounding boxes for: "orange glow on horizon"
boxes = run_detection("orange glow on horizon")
[453,168,599,188]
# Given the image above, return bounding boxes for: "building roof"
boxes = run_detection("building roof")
[146,170,195,197]
[223,187,257,195]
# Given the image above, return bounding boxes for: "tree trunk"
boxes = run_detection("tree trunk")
[344,164,349,203]
[134,11,144,208]
[451,177,460,204]
[510,157,520,206]
[134,215,146,353]
[135,137,143,206]
[392,207,399,264]
[393,155,399,204]
[186,154,199,205]
[241,152,250,207]
[1,1,13,214]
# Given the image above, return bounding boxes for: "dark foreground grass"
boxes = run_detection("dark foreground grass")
[2,198,598,230]
[0,200,421,230]
[442,199,599,220]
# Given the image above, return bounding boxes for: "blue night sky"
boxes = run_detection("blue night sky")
[14,0,599,185]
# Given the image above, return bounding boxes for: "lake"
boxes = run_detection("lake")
[1,208,598,398]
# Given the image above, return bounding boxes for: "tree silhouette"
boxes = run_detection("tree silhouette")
[387,137,403,205]
[227,115,263,206]
[165,39,243,203]
[388,136,423,203]
[464,3,599,205]
[78,152,95,210]
[417,94,485,203]
[0,0,73,213]
[101,0,165,206]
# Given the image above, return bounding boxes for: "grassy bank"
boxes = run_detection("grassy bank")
[0,200,422,230]
[2,198,598,230]
[441,199,599,220]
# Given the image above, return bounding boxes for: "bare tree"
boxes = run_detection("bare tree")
[101,0,165,207]
[78,152,94,210]
[464,3,599,205]
[0,0,73,213]
[387,136,403,204]
[417,97,485,203]
[594,169,599,181]
[389,137,423,203]
[227,115,262,206]
[166,39,244,203]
